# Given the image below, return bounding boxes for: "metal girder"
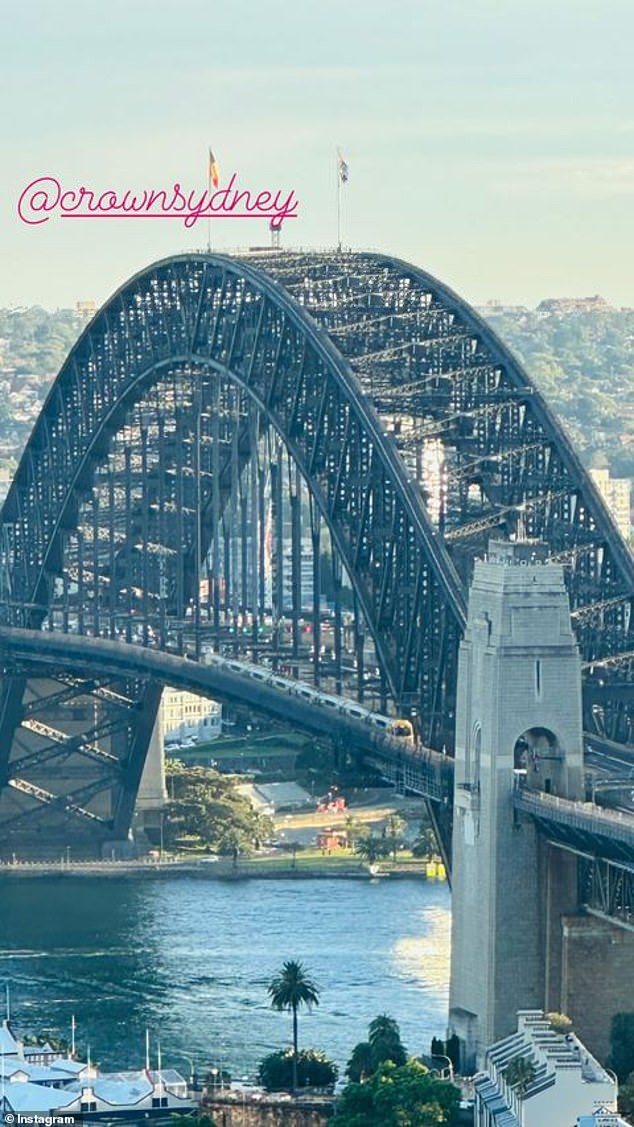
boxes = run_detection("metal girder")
[247,252,633,674]
[0,250,631,854]
[578,854,634,929]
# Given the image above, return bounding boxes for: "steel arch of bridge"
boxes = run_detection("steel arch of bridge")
[0,250,632,853]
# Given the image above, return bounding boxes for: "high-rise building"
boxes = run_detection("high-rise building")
[590,467,631,543]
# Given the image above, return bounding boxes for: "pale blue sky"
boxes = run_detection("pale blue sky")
[2,0,633,309]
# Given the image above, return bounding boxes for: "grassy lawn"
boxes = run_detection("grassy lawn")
[241,850,366,872]
[230,847,443,876]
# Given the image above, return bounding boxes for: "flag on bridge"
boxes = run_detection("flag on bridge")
[338,150,349,183]
[208,147,220,188]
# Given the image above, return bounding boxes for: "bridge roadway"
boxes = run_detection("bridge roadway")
[585,735,634,813]
[513,783,634,864]
[1,626,633,867]
[0,625,451,794]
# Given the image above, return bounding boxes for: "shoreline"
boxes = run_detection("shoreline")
[0,857,444,882]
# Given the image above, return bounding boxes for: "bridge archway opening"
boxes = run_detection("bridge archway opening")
[514,726,563,794]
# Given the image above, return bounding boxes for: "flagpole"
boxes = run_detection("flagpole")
[336,148,342,252]
[207,150,212,253]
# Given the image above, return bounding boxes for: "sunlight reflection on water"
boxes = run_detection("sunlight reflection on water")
[0,875,451,1074]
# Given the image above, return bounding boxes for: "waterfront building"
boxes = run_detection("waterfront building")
[0,1018,195,1121]
[162,687,222,745]
[474,1010,618,1126]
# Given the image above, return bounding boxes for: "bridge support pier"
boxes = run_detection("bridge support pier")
[448,539,585,1071]
[134,703,167,848]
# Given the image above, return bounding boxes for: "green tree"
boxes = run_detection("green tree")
[503,1057,536,1095]
[608,1013,634,1082]
[344,814,363,848]
[385,814,407,861]
[345,1041,375,1083]
[23,1034,68,1052]
[355,835,391,865]
[618,1071,634,1118]
[368,1015,407,1068]
[267,960,320,1092]
[345,1015,408,1082]
[412,826,438,859]
[163,762,272,854]
[258,1048,337,1091]
[332,1059,461,1127]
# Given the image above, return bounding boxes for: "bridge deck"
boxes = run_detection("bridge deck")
[514,784,634,863]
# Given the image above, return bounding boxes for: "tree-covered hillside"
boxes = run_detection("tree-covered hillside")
[0,301,632,483]
[482,303,634,480]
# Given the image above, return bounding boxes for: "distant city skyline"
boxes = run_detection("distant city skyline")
[2,0,633,310]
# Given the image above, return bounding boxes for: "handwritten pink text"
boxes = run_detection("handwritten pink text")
[17,173,300,229]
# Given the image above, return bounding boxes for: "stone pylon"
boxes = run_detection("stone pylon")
[448,539,584,1071]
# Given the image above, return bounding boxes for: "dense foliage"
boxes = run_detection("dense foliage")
[618,1071,634,1118]
[608,1012,634,1082]
[257,1048,337,1091]
[345,1015,408,1082]
[483,305,634,479]
[430,1034,460,1071]
[354,834,391,864]
[332,1059,461,1127]
[0,306,79,380]
[412,825,439,859]
[164,761,272,853]
[502,1057,537,1094]
[0,303,632,484]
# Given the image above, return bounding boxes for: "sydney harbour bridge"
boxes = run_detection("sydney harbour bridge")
[0,250,632,888]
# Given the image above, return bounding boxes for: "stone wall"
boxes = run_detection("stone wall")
[200,1093,335,1127]
[561,914,634,1062]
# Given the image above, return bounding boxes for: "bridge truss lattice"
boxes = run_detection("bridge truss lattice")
[0,251,631,853]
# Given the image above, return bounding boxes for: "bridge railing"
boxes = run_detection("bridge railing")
[514,780,634,849]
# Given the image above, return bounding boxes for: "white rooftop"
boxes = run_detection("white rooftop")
[3,1081,77,1114]
[88,1076,153,1105]
[0,1021,19,1056]
[254,781,312,810]
[476,1010,618,1127]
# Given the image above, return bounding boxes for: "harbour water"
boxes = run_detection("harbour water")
[0,874,450,1079]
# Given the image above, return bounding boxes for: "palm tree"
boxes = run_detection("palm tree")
[355,835,390,865]
[385,813,407,861]
[267,960,320,1092]
[345,1040,375,1083]
[368,1014,407,1067]
[345,1016,408,1083]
